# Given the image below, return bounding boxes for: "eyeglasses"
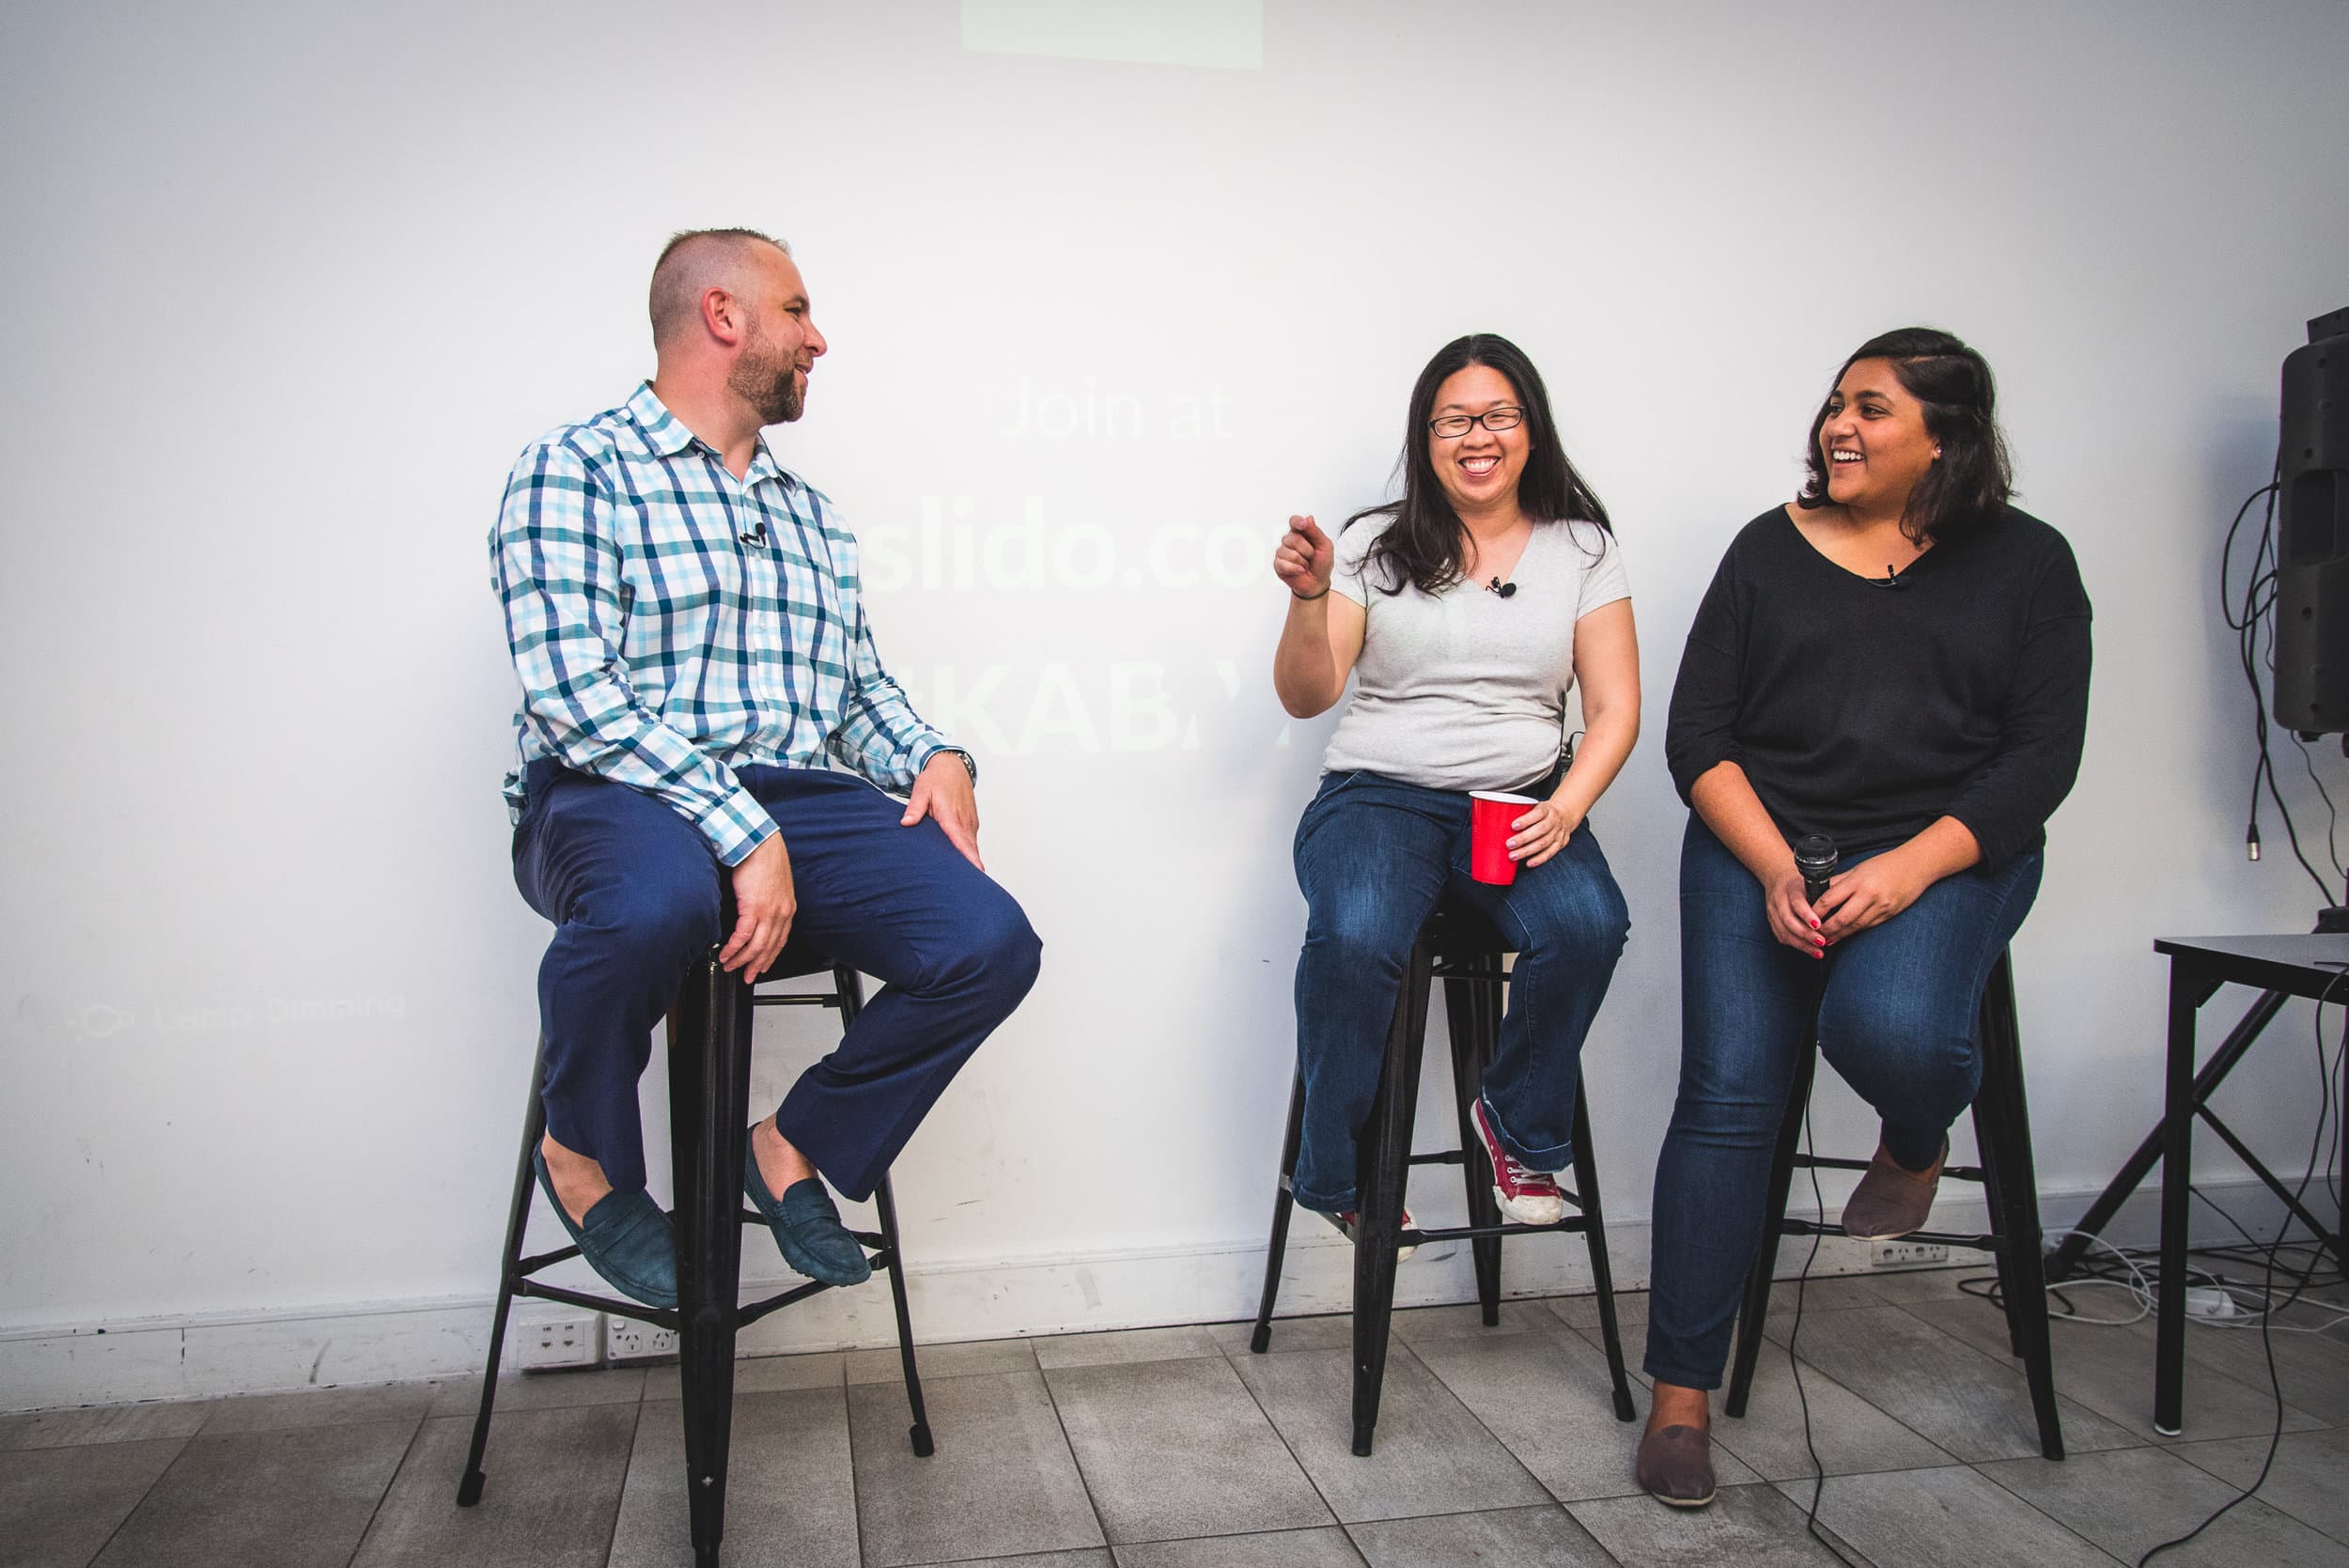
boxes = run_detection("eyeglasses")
[1427,407,1525,439]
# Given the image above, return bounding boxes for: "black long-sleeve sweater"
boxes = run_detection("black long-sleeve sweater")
[1663,504,2092,870]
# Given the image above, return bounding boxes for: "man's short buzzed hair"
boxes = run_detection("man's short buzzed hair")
[648,227,790,347]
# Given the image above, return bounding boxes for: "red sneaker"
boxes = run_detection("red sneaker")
[1331,1206,1419,1262]
[1471,1098,1566,1224]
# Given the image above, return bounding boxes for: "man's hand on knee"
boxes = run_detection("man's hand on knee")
[903,751,984,870]
[723,832,796,982]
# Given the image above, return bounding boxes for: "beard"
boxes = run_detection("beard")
[727,325,805,426]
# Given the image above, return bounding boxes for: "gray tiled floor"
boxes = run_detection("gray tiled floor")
[5,1269,2345,1568]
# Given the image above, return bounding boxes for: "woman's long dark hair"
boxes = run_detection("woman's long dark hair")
[1797,326,2012,543]
[1347,333,1611,596]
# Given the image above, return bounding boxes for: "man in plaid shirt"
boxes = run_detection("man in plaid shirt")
[493,228,1041,1306]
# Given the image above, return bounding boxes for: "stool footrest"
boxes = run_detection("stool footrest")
[516,1278,681,1330]
[1402,1218,1595,1243]
[1406,1151,1467,1167]
[1793,1155,1987,1183]
[736,1247,903,1327]
[1776,1218,1998,1251]
[751,995,843,1009]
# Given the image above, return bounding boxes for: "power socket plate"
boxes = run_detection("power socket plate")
[605,1316,679,1363]
[515,1306,601,1371]
[1870,1240,1952,1268]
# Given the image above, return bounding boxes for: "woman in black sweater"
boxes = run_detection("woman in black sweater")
[1637,329,2092,1506]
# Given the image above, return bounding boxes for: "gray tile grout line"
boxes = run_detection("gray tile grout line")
[1958,1449,2183,1568]
[601,1396,653,1568]
[1342,1498,1632,1568]
[1565,1301,2078,1503]
[1216,1321,1348,1539]
[1392,1326,1635,1513]
[1703,1312,1967,1481]
[1212,1314,1372,1540]
[1898,1273,2341,1436]
[68,1428,198,1568]
[1861,1291,2157,1452]
[344,1411,433,1568]
[2160,1430,2349,1547]
[839,1372,864,1568]
[1777,1456,2133,1568]
[1228,1313,1634,1564]
[1029,1339,1118,1560]
[1106,1522,1361,1565]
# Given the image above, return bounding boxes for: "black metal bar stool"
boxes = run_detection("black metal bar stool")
[1251,895,1640,1456]
[455,938,933,1566]
[1724,949,2064,1460]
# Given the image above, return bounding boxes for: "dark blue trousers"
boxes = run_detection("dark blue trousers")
[511,759,1042,1202]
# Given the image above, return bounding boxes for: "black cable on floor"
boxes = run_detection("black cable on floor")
[1789,1099,1865,1568]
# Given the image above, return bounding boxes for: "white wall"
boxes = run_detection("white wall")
[6,0,2348,1402]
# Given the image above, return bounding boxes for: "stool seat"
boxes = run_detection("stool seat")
[1252,890,1637,1455]
[760,934,850,983]
[1422,900,1509,956]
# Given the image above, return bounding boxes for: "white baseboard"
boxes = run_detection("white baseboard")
[0,1175,2311,1413]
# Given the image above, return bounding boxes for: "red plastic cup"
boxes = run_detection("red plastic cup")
[1469,791,1537,884]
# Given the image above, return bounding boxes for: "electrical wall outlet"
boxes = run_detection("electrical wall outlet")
[1870,1240,1952,1268]
[605,1316,679,1363]
[514,1306,601,1370]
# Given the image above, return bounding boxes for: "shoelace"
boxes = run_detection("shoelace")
[1496,1148,1558,1192]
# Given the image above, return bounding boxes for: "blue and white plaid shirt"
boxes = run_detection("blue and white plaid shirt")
[493,383,954,865]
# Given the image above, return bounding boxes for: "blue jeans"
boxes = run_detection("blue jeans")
[512,760,1042,1202]
[1641,815,2040,1389]
[1288,770,1631,1213]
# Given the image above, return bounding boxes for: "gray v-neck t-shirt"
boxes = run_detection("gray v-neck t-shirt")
[1322,516,1630,793]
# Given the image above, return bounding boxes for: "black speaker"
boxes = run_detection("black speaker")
[2274,308,2349,735]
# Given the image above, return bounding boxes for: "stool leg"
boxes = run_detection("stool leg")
[456,1037,550,1507]
[1726,1041,1814,1419]
[1569,1083,1638,1422]
[1351,939,1432,1457]
[1443,968,1506,1327]
[1251,1074,1307,1354]
[1971,1086,2029,1359]
[831,966,934,1458]
[873,1173,935,1457]
[669,956,754,1568]
[1977,955,2064,1460]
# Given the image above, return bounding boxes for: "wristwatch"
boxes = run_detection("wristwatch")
[939,748,977,786]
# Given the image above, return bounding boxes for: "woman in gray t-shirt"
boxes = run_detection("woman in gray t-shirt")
[1269,333,1641,1234]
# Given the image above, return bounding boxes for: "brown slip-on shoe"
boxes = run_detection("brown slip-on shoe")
[1840,1137,1948,1241]
[1636,1423,1717,1508]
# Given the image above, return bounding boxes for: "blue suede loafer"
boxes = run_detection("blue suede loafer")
[744,1145,872,1287]
[533,1148,678,1310]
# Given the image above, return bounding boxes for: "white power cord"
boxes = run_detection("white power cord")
[2024,1226,2349,1336]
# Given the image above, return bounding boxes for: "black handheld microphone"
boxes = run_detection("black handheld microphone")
[1794,834,1839,906]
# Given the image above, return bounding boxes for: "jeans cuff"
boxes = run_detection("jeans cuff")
[1290,1182,1355,1215]
[1640,1355,1722,1392]
[1481,1093,1573,1173]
